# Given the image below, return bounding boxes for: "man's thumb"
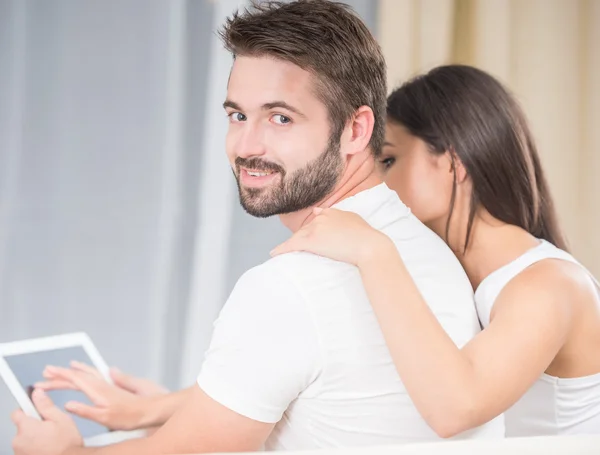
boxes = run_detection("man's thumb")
[32,389,62,421]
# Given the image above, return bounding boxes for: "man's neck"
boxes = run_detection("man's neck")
[279,154,382,232]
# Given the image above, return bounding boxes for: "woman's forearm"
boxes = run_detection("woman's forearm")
[358,247,477,436]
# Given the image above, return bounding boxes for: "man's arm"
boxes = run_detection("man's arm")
[142,386,274,454]
[69,386,274,455]
[141,387,194,429]
[13,260,320,455]
[12,385,274,455]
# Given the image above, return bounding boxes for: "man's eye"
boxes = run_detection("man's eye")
[229,112,247,122]
[272,114,291,125]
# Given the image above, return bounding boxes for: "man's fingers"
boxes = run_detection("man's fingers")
[109,367,138,393]
[31,389,63,421]
[10,409,27,430]
[70,361,103,379]
[65,401,105,424]
[43,365,75,379]
[34,380,78,391]
[44,366,107,406]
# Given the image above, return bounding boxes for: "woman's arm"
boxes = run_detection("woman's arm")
[273,208,574,436]
[358,246,572,436]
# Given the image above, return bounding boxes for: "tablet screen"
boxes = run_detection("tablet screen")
[4,346,111,439]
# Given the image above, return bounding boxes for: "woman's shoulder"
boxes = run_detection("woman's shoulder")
[495,256,595,316]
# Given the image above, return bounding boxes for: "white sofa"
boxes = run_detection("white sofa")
[190,435,600,455]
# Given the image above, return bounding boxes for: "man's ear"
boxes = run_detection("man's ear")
[344,105,375,156]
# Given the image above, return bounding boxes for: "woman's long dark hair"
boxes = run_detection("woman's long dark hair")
[387,65,568,252]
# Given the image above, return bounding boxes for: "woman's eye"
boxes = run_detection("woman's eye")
[379,157,396,169]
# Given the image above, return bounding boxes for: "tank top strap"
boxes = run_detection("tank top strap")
[475,240,598,328]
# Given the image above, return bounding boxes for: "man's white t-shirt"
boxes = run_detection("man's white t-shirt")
[197,183,504,450]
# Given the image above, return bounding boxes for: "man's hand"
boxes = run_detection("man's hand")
[35,362,161,431]
[107,366,168,397]
[12,389,83,455]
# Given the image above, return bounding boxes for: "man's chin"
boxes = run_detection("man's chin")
[239,191,278,218]
[240,203,279,218]
[240,185,265,197]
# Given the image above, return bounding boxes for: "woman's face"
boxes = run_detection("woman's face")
[379,121,456,233]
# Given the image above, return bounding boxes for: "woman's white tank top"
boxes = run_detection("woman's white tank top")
[474,240,600,436]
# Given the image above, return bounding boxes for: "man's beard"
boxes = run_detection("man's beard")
[234,135,343,218]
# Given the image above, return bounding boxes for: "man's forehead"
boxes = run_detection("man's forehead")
[226,56,317,108]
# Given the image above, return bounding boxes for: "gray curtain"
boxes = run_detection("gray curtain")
[0,1,378,451]
[0,0,214,449]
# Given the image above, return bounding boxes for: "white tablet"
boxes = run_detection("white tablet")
[0,332,146,447]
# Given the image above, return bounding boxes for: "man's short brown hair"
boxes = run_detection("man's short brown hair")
[219,0,387,157]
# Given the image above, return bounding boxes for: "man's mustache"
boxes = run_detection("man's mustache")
[235,157,285,175]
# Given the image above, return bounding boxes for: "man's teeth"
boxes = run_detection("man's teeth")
[247,170,272,177]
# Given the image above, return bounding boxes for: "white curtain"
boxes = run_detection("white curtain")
[178,0,249,387]
[378,0,600,278]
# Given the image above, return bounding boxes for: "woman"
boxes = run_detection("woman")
[272,65,600,437]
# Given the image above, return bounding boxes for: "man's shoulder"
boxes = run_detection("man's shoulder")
[235,252,354,295]
[385,211,462,266]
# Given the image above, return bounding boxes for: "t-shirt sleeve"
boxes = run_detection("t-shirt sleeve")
[197,262,322,423]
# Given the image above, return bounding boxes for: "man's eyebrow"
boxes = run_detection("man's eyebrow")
[262,101,307,119]
[223,100,242,110]
[383,141,395,147]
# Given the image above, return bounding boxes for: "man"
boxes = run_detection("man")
[11,1,501,454]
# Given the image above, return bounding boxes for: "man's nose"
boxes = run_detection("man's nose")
[236,127,267,160]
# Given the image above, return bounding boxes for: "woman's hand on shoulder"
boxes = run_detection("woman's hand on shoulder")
[270,207,393,266]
